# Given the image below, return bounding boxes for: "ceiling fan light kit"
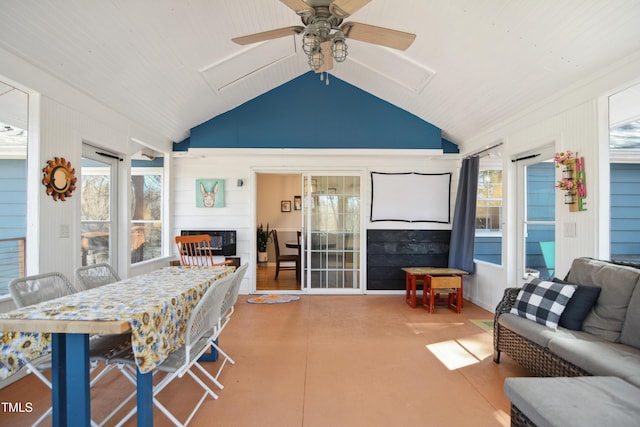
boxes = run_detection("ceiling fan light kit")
[232,0,415,80]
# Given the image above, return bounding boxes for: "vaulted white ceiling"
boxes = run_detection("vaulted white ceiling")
[1,0,640,148]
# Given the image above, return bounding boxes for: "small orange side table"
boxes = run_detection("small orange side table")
[401,267,468,311]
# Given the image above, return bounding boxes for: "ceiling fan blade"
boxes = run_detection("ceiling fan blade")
[315,40,334,73]
[280,0,314,16]
[232,26,305,45]
[330,0,372,18]
[341,22,416,50]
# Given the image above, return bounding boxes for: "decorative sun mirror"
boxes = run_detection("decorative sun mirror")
[42,157,77,201]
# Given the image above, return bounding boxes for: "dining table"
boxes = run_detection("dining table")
[0,265,234,427]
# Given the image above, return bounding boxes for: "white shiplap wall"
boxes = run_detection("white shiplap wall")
[172,149,460,294]
[0,47,173,302]
[464,101,601,312]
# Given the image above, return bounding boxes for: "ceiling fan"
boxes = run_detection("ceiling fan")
[232,0,416,73]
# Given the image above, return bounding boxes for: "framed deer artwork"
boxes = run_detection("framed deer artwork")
[196,178,225,208]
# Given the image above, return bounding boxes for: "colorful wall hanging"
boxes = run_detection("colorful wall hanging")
[554,150,586,211]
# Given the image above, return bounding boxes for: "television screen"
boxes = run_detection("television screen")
[180,230,236,255]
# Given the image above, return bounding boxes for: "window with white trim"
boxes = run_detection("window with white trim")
[474,158,503,265]
[131,162,163,264]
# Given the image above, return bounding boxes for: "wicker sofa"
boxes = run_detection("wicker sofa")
[494,257,640,380]
[494,257,640,425]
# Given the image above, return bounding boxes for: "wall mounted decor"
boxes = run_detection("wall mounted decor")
[294,195,302,210]
[42,157,77,201]
[572,155,587,211]
[554,151,586,211]
[196,179,224,208]
[281,200,291,212]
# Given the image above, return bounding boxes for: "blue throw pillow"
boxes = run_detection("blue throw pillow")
[553,278,601,330]
[510,279,577,330]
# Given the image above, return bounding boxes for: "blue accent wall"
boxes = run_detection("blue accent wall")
[180,71,447,151]
[441,138,460,154]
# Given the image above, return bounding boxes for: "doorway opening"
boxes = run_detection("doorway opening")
[255,171,363,294]
[256,173,302,292]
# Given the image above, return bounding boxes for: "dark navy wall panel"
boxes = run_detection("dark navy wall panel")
[189,72,443,150]
[367,229,450,291]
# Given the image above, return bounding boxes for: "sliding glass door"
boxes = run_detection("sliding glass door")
[302,174,361,292]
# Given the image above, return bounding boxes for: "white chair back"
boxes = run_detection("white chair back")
[9,272,76,308]
[75,263,121,290]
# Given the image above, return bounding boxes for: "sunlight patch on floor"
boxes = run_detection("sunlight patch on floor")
[456,332,494,360]
[426,340,479,370]
[425,333,492,370]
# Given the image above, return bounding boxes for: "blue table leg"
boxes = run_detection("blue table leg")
[197,341,219,362]
[51,333,90,427]
[137,368,154,426]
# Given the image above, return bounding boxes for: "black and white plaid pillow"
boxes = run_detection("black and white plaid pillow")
[510,279,577,329]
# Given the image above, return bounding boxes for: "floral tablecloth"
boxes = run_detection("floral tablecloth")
[0,265,234,379]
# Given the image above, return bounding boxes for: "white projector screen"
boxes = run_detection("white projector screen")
[370,172,451,222]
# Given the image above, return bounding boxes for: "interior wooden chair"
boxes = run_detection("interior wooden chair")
[272,229,298,279]
[175,234,232,267]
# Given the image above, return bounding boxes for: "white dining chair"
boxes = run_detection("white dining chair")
[8,271,131,427]
[7,273,77,425]
[75,262,121,290]
[73,263,137,426]
[113,273,236,427]
[209,262,248,385]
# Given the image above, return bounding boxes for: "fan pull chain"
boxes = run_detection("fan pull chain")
[318,72,330,86]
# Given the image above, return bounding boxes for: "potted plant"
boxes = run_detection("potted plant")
[257,223,271,263]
